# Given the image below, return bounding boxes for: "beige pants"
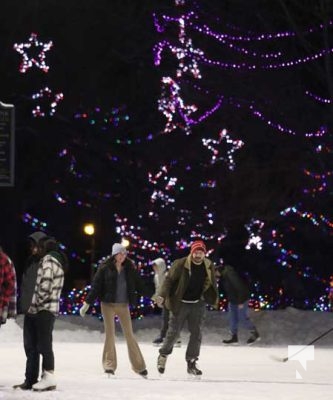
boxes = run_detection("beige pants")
[101,302,146,373]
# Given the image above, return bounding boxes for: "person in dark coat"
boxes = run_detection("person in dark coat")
[218,226,260,345]
[80,243,150,378]
[218,264,259,344]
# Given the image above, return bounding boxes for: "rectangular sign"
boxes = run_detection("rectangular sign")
[0,101,15,186]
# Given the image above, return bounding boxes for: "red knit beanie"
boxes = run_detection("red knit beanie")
[190,240,206,254]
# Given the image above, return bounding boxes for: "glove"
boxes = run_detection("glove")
[156,296,164,307]
[79,302,90,317]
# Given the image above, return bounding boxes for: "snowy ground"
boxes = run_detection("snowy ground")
[1,308,332,400]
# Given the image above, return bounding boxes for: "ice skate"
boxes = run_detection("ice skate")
[157,354,168,374]
[247,330,260,345]
[104,369,115,378]
[187,359,202,377]
[32,371,56,392]
[13,381,33,390]
[222,334,239,345]
[152,336,164,346]
[138,369,148,379]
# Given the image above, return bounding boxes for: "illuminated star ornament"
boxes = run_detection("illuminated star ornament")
[245,219,265,250]
[158,77,198,134]
[202,128,244,170]
[32,86,64,117]
[13,32,53,73]
[148,165,178,206]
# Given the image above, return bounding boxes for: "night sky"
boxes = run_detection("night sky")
[1,0,332,305]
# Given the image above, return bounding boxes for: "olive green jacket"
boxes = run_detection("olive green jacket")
[158,255,219,313]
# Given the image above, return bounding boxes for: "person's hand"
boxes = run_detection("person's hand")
[79,302,90,317]
[156,296,164,307]
[238,304,244,309]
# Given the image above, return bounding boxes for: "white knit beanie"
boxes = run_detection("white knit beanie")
[111,243,127,256]
[152,258,166,272]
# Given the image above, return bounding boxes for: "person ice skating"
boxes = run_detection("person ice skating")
[0,245,17,328]
[13,234,66,392]
[13,231,47,390]
[151,258,181,347]
[217,227,260,346]
[217,264,259,345]
[80,243,149,378]
[156,240,219,376]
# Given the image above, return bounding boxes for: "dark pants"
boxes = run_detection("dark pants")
[23,311,55,384]
[159,300,205,361]
[160,307,171,338]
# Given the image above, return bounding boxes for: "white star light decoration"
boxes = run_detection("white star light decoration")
[148,165,178,206]
[32,87,64,117]
[155,11,203,135]
[174,17,203,79]
[158,77,198,134]
[13,32,53,73]
[245,219,265,250]
[202,128,244,170]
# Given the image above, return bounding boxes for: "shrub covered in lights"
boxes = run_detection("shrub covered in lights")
[59,284,332,320]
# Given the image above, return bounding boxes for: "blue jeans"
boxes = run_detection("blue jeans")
[228,301,255,335]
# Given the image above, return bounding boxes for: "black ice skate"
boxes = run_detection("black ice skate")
[247,330,260,345]
[104,369,115,375]
[152,337,164,346]
[13,381,34,390]
[223,334,239,345]
[138,369,148,379]
[187,359,202,376]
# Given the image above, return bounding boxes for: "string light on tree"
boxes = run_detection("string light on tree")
[74,105,130,130]
[156,6,333,72]
[303,168,332,195]
[280,205,333,229]
[22,213,48,230]
[305,90,332,104]
[13,32,53,73]
[114,214,172,262]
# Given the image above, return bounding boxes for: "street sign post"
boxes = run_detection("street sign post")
[0,101,15,186]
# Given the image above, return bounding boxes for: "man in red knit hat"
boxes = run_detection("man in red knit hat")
[156,240,219,376]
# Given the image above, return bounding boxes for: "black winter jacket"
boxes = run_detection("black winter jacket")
[19,256,40,313]
[219,265,250,305]
[85,257,149,306]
